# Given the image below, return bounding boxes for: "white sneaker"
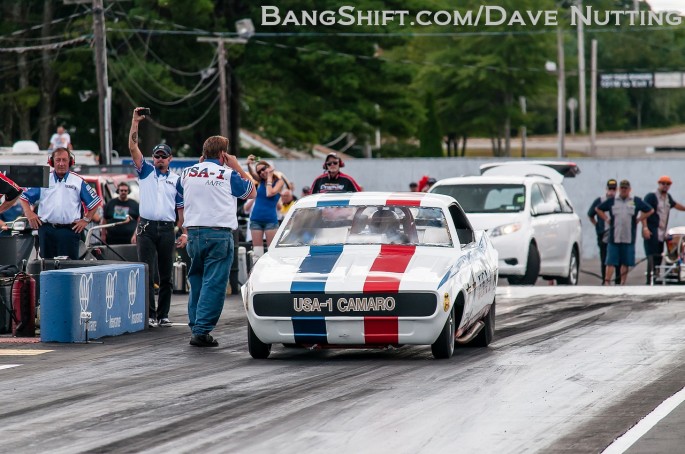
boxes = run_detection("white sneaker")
[148,318,158,328]
[158,318,172,327]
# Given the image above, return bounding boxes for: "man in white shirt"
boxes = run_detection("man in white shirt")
[20,148,101,259]
[129,107,183,328]
[176,136,255,347]
[48,126,73,151]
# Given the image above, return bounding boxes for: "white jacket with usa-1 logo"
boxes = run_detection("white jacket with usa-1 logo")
[178,159,254,230]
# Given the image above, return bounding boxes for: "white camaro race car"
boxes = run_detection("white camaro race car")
[242,192,498,359]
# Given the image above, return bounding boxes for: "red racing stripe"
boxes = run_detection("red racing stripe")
[364,316,398,344]
[386,192,425,206]
[363,244,416,293]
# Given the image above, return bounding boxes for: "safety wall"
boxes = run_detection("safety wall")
[269,157,685,260]
[40,264,146,342]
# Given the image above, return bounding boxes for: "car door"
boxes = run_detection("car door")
[448,204,483,318]
[529,183,557,272]
[553,184,581,269]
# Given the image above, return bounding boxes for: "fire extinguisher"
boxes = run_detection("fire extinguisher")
[12,272,36,337]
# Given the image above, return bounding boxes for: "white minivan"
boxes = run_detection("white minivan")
[430,162,582,285]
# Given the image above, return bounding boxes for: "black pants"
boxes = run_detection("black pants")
[644,240,664,284]
[39,224,80,259]
[137,220,175,320]
[598,239,621,284]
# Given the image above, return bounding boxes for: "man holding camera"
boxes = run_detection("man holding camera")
[129,107,183,328]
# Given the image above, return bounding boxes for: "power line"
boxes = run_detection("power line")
[0,35,90,53]
[0,9,91,40]
[108,62,220,132]
[109,8,218,77]
[108,31,219,102]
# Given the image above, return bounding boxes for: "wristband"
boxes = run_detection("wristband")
[180,233,188,237]
[82,217,92,223]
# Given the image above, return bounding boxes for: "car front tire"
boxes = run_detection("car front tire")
[507,242,540,285]
[248,322,272,359]
[431,308,455,359]
[556,247,579,285]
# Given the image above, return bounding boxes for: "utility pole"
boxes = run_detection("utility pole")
[577,0,587,133]
[197,36,247,148]
[92,0,111,164]
[519,96,527,158]
[557,26,566,158]
[64,0,112,164]
[590,39,598,157]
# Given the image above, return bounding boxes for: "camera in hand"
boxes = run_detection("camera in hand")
[139,108,151,116]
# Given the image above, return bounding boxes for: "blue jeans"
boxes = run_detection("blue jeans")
[186,228,233,335]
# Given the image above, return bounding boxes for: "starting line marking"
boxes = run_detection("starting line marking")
[602,385,685,454]
[0,364,21,370]
[0,349,53,356]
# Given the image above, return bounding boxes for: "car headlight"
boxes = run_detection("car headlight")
[489,222,522,237]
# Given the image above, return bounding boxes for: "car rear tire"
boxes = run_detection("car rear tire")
[431,308,455,359]
[248,322,271,359]
[471,299,496,347]
[507,243,540,285]
[556,247,579,285]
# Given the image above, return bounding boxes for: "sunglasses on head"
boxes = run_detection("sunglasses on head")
[153,154,169,159]
[326,161,339,167]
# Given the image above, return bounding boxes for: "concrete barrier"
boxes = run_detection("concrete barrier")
[40,264,147,342]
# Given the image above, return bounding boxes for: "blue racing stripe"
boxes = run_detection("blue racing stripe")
[290,245,344,293]
[316,199,351,207]
[292,317,328,344]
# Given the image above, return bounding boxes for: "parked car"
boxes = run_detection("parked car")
[242,192,498,359]
[430,163,581,285]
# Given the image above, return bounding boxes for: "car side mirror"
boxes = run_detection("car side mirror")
[533,201,556,216]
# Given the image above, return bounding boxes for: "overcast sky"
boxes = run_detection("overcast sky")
[646,0,685,14]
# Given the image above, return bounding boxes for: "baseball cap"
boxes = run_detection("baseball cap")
[606,179,617,189]
[427,178,437,185]
[658,175,673,184]
[619,179,631,188]
[152,143,172,156]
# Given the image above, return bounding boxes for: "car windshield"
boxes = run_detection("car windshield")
[431,184,526,213]
[277,205,453,247]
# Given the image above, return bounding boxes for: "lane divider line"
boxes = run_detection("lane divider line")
[601,385,685,454]
[0,349,54,356]
[0,364,21,370]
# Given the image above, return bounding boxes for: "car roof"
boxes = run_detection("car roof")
[431,175,553,186]
[294,191,456,210]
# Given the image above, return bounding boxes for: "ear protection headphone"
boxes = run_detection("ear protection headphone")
[115,182,131,194]
[48,148,75,168]
[323,153,345,170]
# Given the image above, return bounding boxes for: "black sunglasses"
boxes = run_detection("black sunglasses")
[326,161,339,167]
[153,154,170,159]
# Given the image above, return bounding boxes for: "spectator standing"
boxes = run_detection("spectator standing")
[102,182,140,245]
[311,152,361,194]
[642,175,685,283]
[422,177,437,192]
[20,148,101,259]
[129,107,183,328]
[0,173,23,216]
[246,156,284,261]
[176,136,255,347]
[595,179,654,285]
[409,182,419,192]
[278,188,297,221]
[48,125,73,151]
[301,186,312,198]
[587,179,620,284]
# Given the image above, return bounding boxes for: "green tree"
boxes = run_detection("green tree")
[419,93,442,156]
